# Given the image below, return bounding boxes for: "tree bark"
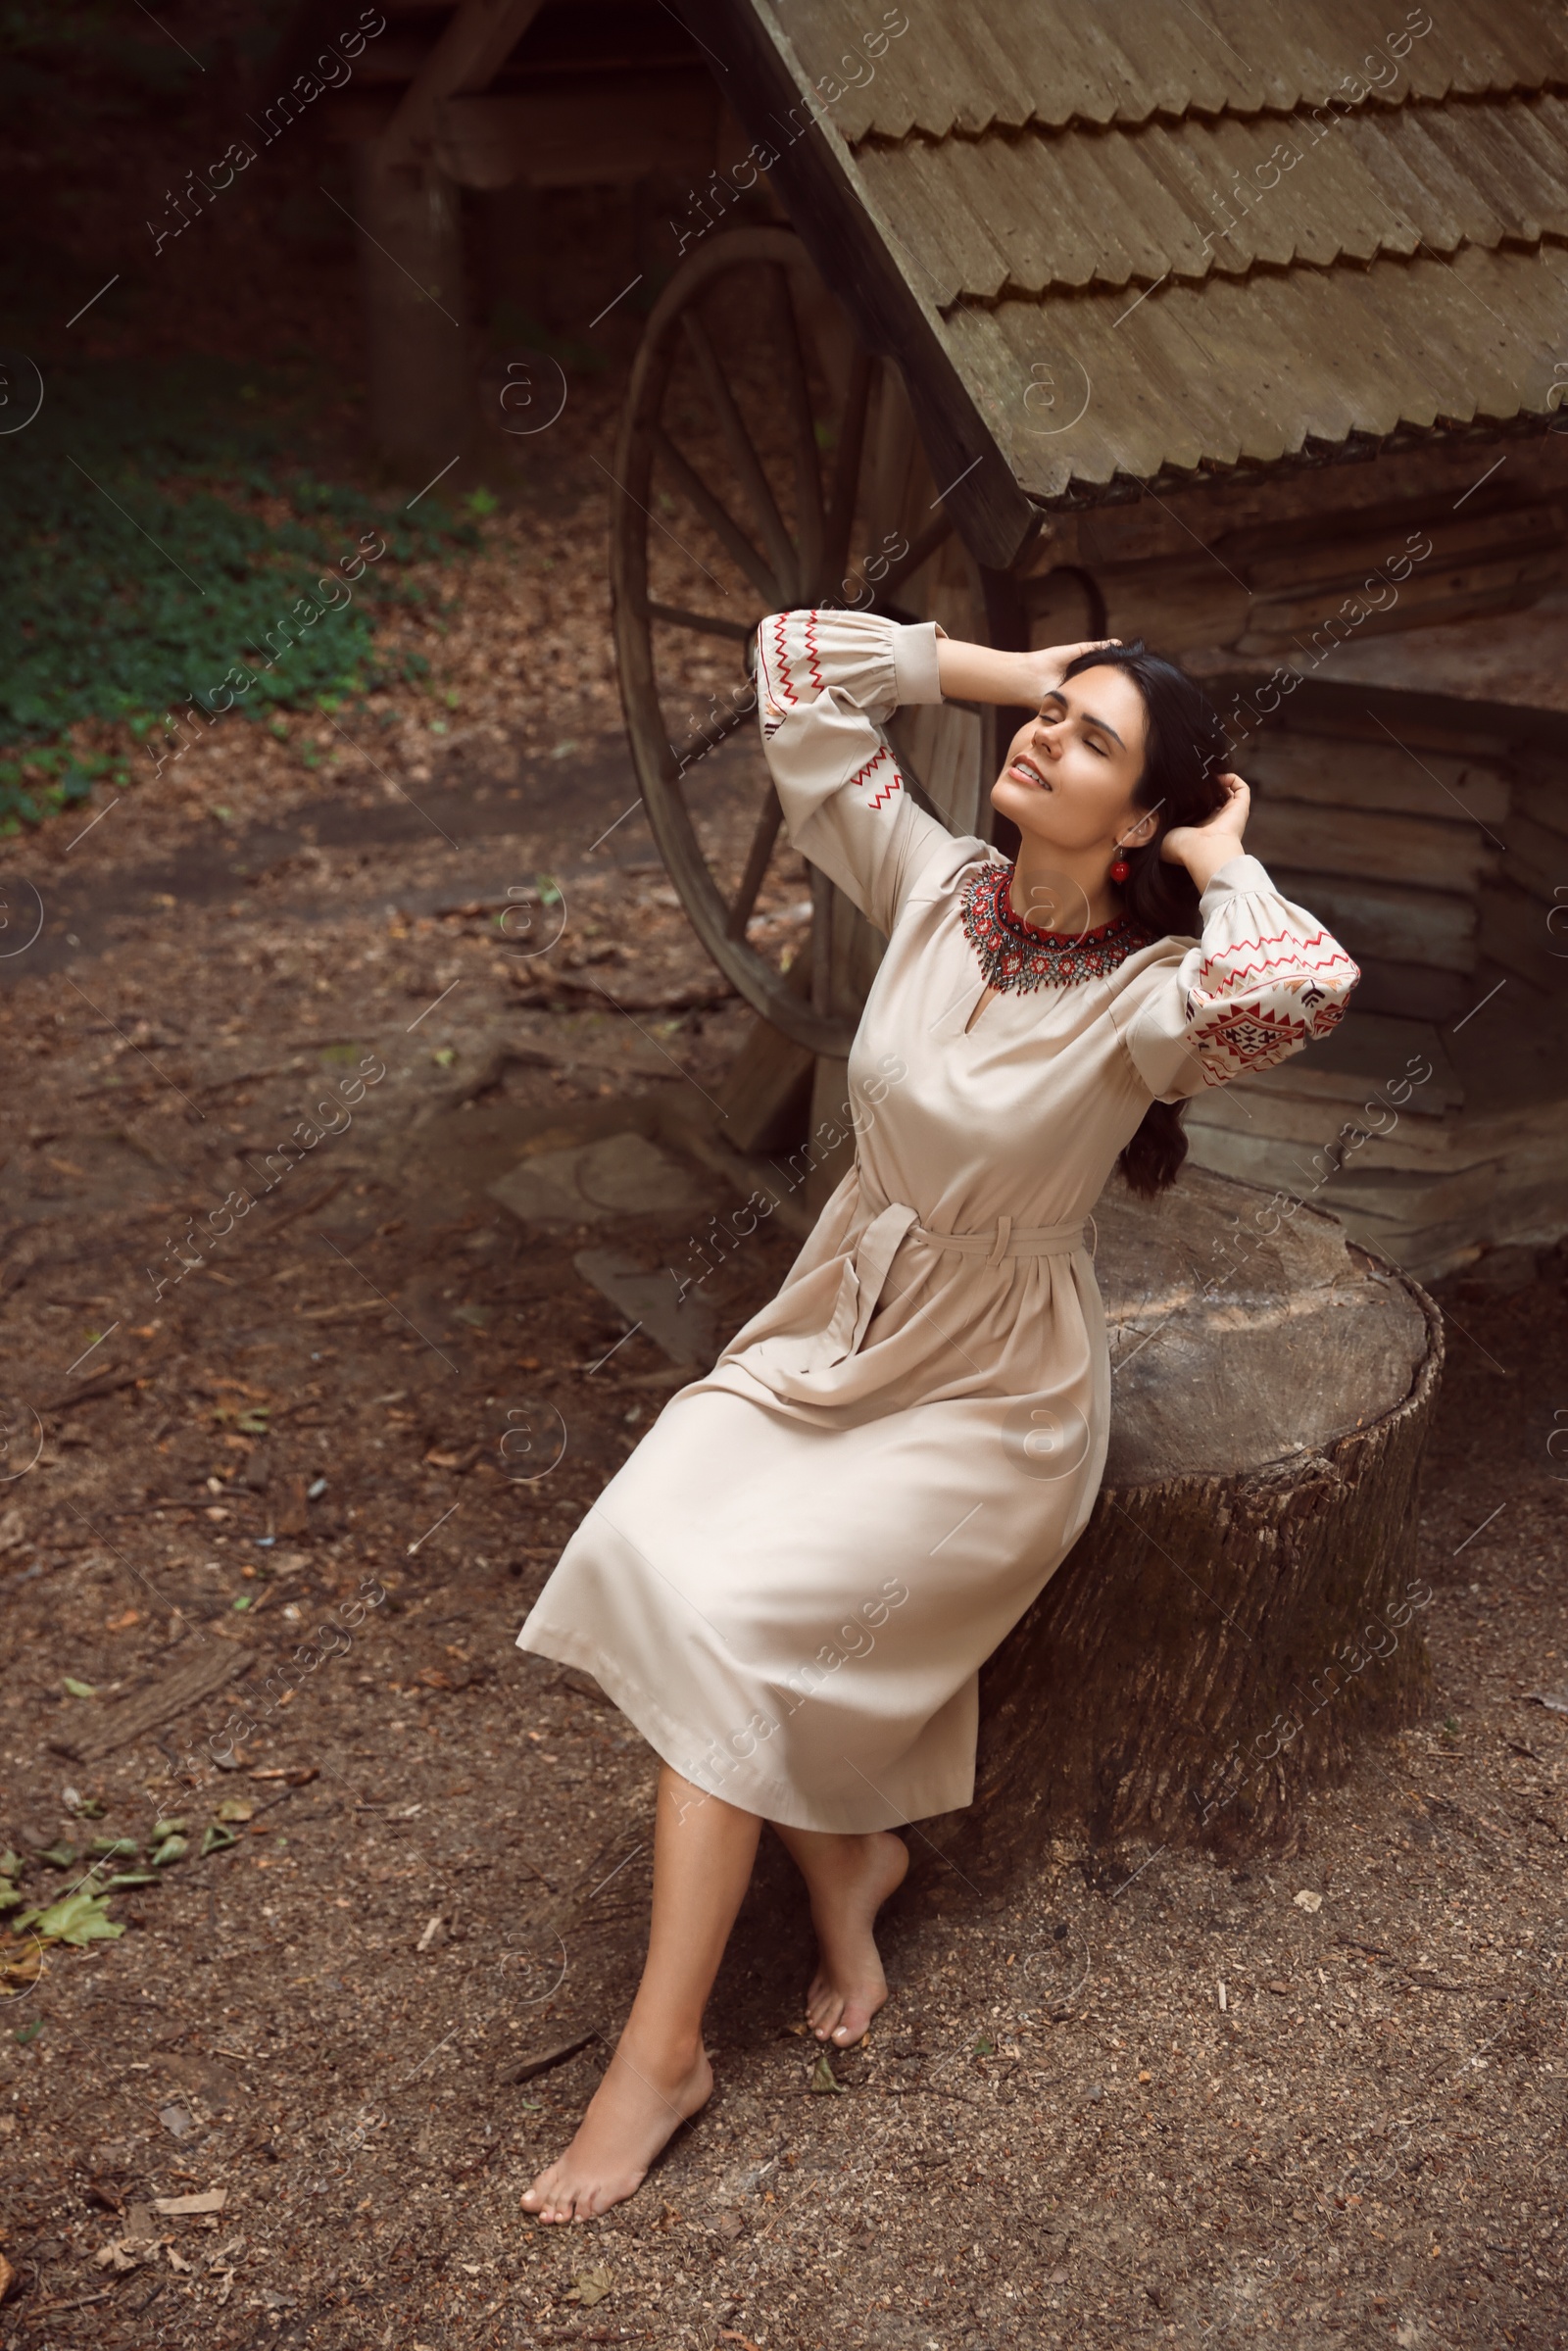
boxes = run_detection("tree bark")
[917,1166,1443,1882]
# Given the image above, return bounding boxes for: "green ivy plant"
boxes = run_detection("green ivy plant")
[0,355,478,830]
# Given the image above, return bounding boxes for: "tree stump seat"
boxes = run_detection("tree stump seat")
[921,1164,1443,1882]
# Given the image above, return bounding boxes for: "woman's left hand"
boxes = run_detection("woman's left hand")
[1161,771,1250,883]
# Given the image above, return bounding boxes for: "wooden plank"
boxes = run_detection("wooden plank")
[888,702,984,837]
[1244,731,1510,824]
[1269,868,1477,971]
[54,1641,258,1764]
[1244,1011,1462,1114]
[1517,772,1568,841]
[431,77,718,190]
[1501,808,1568,900]
[1339,956,1475,1025]
[1241,550,1567,651]
[1245,800,1498,894]
[379,0,545,168]
[1478,882,1568,994]
[1238,502,1567,597]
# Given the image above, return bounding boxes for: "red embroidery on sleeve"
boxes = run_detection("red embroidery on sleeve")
[1193,928,1359,998]
[847,743,903,812]
[802,611,824,694]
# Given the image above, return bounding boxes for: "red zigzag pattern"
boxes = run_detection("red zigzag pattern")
[846,744,903,812]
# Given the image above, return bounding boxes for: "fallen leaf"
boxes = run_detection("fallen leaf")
[152,2188,227,2216]
[158,2104,193,2138]
[12,1888,125,1947]
[564,2266,613,2308]
[200,1824,238,1856]
[151,1834,189,1867]
[1524,1690,1568,1716]
[35,1840,76,1868]
[808,2053,845,2094]
[63,1677,98,1699]
[216,1798,255,1823]
[1294,1889,1324,1913]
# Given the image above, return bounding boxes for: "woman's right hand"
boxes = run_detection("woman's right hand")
[935,636,1122,708]
[1026,637,1123,704]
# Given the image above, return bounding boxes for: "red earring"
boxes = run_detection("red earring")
[1109,854,1131,883]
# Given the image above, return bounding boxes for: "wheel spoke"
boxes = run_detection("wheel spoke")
[671,692,757,781]
[809,864,833,1017]
[821,346,872,593]
[648,599,755,644]
[680,310,800,601]
[725,782,785,940]
[882,509,955,597]
[653,424,778,608]
[764,263,824,595]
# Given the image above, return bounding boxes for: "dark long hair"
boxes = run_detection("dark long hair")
[1056,641,1232,1198]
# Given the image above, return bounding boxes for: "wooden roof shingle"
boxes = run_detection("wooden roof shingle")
[685,0,1568,557]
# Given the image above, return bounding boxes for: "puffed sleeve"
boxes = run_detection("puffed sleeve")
[1112,854,1360,1102]
[755,607,960,936]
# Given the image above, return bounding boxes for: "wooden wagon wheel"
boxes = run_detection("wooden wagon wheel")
[610,224,979,1059]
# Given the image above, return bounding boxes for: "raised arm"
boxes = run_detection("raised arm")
[933,635,1120,708]
[756,608,957,935]
[1115,853,1361,1100]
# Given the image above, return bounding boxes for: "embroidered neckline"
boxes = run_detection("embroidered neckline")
[958,859,1154,993]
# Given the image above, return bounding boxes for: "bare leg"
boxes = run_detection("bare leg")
[520,1765,760,2223]
[773,1821,908,2047]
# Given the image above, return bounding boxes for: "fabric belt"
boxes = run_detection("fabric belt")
[907,1210,1088,1264]
[751,1177,1089,1381]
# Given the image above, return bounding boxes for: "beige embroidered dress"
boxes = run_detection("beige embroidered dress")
[516,610,1359,1833]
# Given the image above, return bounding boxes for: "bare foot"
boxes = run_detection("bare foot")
[520,2031,711,2223]
[803,1829,908,2047]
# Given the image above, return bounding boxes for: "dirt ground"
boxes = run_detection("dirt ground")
[2,557,1567,2351]
[3,121,1567,2347]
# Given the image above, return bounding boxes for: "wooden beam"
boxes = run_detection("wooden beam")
[351,138,472,473]
[429,75,718,189]
[378,0,546,167]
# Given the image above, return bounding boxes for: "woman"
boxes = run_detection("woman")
[516,609,1358,2223]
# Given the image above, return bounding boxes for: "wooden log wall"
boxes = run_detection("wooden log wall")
[1241,716,1512,1025]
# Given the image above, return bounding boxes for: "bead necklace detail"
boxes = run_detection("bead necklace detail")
[959,858,1154,993]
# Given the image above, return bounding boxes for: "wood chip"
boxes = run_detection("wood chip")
[499,2028,601,2086]
[53,1641,257,1762]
